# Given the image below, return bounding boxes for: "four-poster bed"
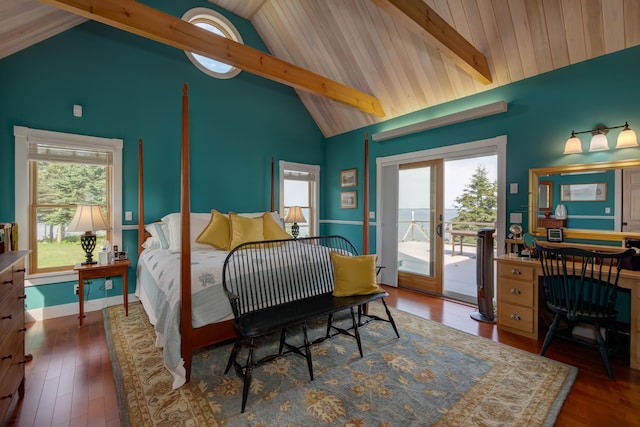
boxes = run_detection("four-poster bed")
[136,84,372,387]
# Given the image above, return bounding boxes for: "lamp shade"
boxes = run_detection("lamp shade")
[67,205,110,232]
[563,134,582,154]
[616,123,638,149]
[284,206,306,224]
[589,133,609,152]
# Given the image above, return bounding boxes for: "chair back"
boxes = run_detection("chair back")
[535,243,635,322]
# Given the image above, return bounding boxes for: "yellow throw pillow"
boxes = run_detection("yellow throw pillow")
[229,212,264,250]
[330,251,382,297]
[263,213,292,240]
[196,210,230,250]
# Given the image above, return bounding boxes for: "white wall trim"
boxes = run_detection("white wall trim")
[25,294,138,322]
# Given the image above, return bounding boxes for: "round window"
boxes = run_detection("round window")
[182,8,243,79]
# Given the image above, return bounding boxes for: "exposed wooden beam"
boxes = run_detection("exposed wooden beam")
[39,0,385,117]
[371,0,492,84]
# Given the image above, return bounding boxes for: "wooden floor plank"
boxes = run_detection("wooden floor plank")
[6,287,640,426]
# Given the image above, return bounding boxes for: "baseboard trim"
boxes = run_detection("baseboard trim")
[26,294,139,322]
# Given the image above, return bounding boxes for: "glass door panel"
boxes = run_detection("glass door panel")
[397,159,443,294]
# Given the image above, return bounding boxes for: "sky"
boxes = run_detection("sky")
[398,155,498,209]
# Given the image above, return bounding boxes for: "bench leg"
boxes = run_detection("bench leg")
[241,338,256,413]
[302,323,314,381]
[278,328,287,354]
[350,307,363,357]
[225,337,242,374]
[381,298,401,338]
[325,314,333,339]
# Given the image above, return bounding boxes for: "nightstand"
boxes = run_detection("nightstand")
[73,259,131,327]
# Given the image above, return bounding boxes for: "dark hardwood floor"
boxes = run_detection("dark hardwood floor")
[7,285,640,426]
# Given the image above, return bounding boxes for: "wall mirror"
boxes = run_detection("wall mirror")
[529,159,640,242]
[538,180,552,213]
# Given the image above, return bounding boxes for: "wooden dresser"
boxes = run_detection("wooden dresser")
[0,250,29,423]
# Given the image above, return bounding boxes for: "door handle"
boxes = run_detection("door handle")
[436,223,442,237]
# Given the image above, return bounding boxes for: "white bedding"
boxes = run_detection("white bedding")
[136,247,234,389]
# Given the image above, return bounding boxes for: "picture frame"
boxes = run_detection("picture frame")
[340,168,357,187]
[547,228,564,242]
[340,191,357,209]
[560,183,607,201]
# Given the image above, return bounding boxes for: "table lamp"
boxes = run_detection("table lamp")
[284,206,306,239]
[67,205,110,264]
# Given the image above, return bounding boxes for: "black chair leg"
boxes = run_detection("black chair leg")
[278,328,287,354]
[350,307,363,357]
[302,323,314,381]
[240,338,255,413]
[225,337,242,374]
[595,322,615,380]
[540,312,562,356]
[381,298,400,338]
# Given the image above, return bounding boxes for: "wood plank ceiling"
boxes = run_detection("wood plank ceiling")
[2,0,640,137]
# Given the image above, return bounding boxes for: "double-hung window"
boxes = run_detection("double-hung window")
[280,161,320,237]
[14,126,122,276]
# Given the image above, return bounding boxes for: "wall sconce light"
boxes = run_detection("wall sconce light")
[564,122,638,154]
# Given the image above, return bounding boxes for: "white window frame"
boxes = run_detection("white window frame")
[279,160,320,236]
[182,7,243,79]
[14,126,123,282]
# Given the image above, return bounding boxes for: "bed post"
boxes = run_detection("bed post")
[362,133,370,255]
[138,139,145,256]
[271,157,275,212]
[180,83,193,382]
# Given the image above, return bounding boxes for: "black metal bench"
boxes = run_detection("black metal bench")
[222,235,399,413]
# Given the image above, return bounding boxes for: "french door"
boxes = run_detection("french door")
[396,160,444,294]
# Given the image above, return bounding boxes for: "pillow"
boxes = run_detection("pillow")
[141,236,160,250]
[162,212,213,253]
[229,212,264,250]
[145,222,170,250]
[196,210,231,250]
[330,252,382,297]
[263,212,291,240]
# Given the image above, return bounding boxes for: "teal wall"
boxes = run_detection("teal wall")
[0,1,325,310]
[322,45,640,253]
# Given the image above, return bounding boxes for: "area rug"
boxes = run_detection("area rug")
[104,302,576,426]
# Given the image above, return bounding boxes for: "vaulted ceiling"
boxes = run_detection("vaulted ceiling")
[3,0,640,137]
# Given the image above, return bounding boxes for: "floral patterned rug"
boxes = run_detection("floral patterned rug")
[104,302,576,426]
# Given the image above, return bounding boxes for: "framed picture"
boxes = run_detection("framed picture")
[560,183,607,201]
[340,168,357,187]
[547,228,564,242]
[340,191,357,209]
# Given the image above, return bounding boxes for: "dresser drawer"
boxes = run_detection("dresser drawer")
[0,269,18,304]
[0,335,25,419]
[0,290,24,345]
[499,278,534,307]
[499,302,534,334]
[498,262,534,282]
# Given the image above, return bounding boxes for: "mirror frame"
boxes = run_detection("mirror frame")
[528,159,640,242]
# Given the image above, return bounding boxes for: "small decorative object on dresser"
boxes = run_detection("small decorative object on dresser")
[0,249,30,423]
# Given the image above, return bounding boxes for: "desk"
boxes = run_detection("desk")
[496,254,640,371]
[73,259,130,327]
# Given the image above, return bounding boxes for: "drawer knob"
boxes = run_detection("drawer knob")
[2,354,13,360]
[19,359,28,365]
[510,288,522,295]
[2,314,12,320]
[2,280,13,285]
[17,268,26,273]
[1,393,13,400]
[18,294,27,300]
[19,327,27,333]
[510,313,521,321]
[510,269,521,275]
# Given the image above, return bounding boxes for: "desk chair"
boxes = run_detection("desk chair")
[535,243,635,379]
